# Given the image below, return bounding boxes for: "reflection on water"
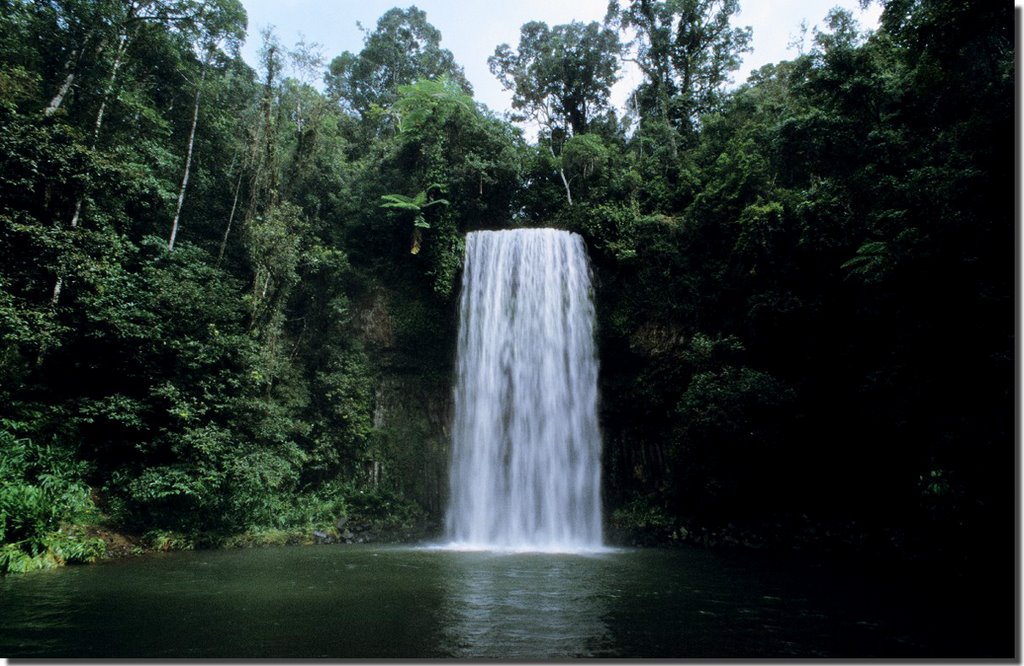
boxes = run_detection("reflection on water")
[438,552,614,658]
[0,544,1010,658]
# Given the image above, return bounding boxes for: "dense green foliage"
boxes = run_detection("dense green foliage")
[0,0,1011,570]
[0,421,106,572]
[588,1,1012,559]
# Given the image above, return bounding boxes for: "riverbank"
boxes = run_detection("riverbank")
[606,506,1009,570]
[6,496,999,575]
[81,513,958,570]
[81,515,440,563]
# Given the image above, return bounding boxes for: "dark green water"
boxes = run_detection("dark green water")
[0,544,1010,658]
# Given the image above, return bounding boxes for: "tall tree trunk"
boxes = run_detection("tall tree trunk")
[45,67,76,116]
[558,167,573,206]
[549,145,573,206]
[45,37,105,116]
[89,32,128,144]
[218,169,245,264]
[168,63,207,251]
[52,31,129,307]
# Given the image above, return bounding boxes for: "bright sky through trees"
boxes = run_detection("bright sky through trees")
[237,0,882,118]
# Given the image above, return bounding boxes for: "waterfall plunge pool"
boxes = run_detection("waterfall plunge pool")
[0,543,1008,658]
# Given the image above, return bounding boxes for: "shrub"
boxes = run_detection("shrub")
[0,422,105,574]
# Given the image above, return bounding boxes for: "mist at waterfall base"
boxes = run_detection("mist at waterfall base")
[441,229,604,553]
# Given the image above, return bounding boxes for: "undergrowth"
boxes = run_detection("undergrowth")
[0,421,106,574]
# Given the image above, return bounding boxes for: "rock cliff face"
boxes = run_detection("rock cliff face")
[356,285,456,521]
[371,373,452,518]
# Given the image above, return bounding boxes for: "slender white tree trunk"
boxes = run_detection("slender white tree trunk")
[169,64,207,251]
[52,31,129,307]
[89,32,128,143]
[46,38,107,116]
[218,170,244,263]
[549,144,573,205]
[45,69,75,116]
[559,169,573,205]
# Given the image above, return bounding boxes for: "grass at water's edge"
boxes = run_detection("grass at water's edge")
[1,514,442,575]
[6,498,988,576]
[90,515,441,558]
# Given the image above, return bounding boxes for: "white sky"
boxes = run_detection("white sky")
[237,0,882,119]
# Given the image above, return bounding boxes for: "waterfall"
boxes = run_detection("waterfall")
[444,228,603,552]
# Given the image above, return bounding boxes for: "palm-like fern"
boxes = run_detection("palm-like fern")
[380,184,450,254]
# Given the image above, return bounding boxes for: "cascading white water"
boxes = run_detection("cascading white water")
[444,228,603,552]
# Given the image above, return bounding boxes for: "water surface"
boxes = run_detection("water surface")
[0,544,1009,658]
